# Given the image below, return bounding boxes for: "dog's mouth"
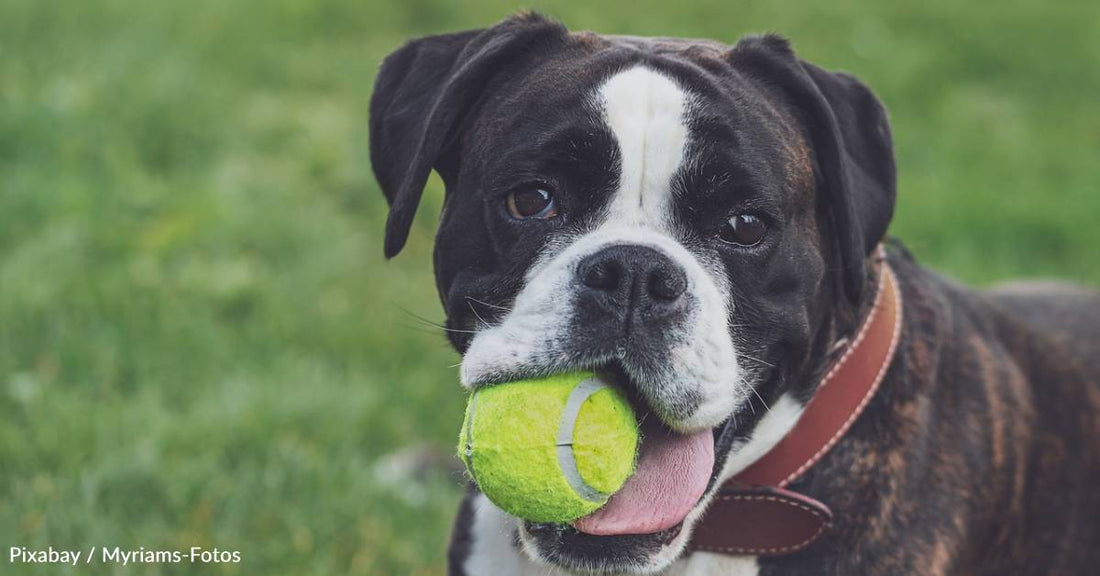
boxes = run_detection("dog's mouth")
[519,364,728,570]
[573,408,713,536]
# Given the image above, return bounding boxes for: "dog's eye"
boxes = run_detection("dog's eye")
[506,187,558,220]
[719,213,767,246]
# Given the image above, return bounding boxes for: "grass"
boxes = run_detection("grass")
[1,0,1097,574]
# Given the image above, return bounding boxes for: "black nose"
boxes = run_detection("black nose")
[576,245,688,326]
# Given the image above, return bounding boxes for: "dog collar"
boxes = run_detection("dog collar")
[688,248,903,556]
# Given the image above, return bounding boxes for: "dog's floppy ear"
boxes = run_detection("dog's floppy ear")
[730,36,897,306]
[369,13,567,258]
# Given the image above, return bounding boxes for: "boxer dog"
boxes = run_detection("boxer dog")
[368,13,1100,575]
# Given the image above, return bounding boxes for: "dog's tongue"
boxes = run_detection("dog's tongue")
[574,423,713,536]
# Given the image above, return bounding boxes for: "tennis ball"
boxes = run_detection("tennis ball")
[458,371,639,524]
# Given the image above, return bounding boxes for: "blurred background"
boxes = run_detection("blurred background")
[1,0,1097,574]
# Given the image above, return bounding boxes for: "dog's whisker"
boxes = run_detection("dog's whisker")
[738,353,776,368]
[394,304,450,329]
[465,295,513,312]
[401,321,480,335]
[393,305,484,337]
[395,323,451,337]
[749,385,771,413]
[401,313,447,329]
[467,300,493,329]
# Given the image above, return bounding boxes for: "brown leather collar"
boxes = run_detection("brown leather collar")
[688,249,903,556]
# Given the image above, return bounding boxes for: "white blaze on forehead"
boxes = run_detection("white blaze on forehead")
[597,66,690,229]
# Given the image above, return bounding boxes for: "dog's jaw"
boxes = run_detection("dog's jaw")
[456,392,807,575]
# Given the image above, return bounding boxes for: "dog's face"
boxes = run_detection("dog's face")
[371,14,895,574]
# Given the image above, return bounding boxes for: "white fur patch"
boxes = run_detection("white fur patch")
[600,66,690,229]
[464,494,530,576]
[720,393,806,477]
[667,553,760,576]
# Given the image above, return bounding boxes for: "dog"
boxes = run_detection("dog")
[369,13,1100,575]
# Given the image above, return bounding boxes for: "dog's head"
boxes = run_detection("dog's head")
[370,14,895,574]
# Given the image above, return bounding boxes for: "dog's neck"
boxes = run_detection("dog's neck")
[689,249,902,555]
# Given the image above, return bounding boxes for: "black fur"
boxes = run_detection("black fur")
[369,14,568,258]
[729,35,896,308]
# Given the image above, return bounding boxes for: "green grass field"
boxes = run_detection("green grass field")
[1,0,1097,574]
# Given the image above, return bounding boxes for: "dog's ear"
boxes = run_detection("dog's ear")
[730,36,897,306]
[369,13,567,258]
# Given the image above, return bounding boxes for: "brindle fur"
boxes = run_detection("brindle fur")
[772,244,1100,575]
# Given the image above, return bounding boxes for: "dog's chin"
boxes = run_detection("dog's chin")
[519,520,689,574]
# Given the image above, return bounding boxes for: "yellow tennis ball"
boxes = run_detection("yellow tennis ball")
[458,372,639,524]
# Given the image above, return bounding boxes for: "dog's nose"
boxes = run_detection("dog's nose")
[576,245,687,324]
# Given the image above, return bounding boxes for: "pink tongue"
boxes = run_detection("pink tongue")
[574,424,714,536]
